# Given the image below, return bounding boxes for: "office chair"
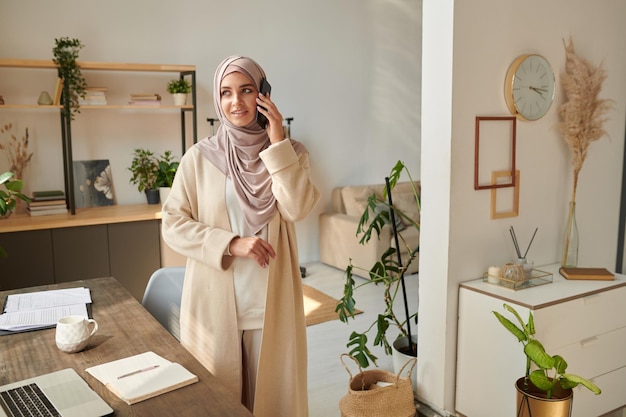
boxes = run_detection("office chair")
[142,267,185,341]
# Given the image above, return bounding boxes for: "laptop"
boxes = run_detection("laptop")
[0,368,113,417]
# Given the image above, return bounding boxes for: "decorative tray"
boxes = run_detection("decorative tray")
[483,268,553,291]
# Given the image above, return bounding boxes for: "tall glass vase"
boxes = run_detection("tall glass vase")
[561,201,579,267]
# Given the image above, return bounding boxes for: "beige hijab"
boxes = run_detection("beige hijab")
[197,55,304,236]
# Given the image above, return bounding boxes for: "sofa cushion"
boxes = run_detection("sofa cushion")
[341,186,378,217]
[392,183,420,226]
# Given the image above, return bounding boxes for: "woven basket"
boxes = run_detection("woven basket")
[339,354,417,417]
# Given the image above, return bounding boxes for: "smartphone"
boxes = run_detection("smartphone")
[256,78,272,129]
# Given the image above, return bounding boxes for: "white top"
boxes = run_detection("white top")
[225,178,269,330]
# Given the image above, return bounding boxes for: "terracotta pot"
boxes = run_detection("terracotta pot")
[515,377,573,417]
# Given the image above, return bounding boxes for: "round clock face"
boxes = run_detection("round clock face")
[504,54,555,121]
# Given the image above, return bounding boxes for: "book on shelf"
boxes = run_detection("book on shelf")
[32,190,65,201]
[27,206,69,216]
[53,78,63,105]
[128,100,162,106]
[559,267,615,281]
[28,201,66,210]
[130,93,161,101]
[86,351,198,405]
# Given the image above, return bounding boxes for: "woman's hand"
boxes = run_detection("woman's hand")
[257,93,284,144]
[228,236,276,268]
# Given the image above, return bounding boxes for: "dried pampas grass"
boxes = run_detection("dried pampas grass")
[559,37,614,203]
[0,123,33,181]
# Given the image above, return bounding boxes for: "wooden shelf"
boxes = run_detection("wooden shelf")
[0,59,195,73]
[0,204,162,233]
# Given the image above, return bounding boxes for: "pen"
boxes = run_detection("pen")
[117,365,160,379]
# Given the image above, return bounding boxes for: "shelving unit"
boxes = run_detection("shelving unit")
[0,58,197,214]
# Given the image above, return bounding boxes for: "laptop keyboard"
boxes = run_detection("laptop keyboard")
[0,383,61,417]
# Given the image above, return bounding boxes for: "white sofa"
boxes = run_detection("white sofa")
[319,181,420,278]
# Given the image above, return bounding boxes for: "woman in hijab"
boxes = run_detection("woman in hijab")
[162,55,319,417]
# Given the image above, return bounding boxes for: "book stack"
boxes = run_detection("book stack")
[129,93,162,106]
[79,87,108,106]
[28,190,68,216]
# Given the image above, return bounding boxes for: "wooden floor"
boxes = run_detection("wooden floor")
[303,262,420,417]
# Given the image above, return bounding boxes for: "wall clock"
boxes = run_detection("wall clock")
[504,54,555,121]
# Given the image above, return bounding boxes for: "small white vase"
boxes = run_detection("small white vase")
[159,187,171,206]
[392,334,417,393]
[172,93,187,106]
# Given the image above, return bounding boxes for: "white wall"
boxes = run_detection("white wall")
[0,0,422,263]
[419,0,626,414]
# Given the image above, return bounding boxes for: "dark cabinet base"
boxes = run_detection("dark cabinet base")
[0,220,161,301]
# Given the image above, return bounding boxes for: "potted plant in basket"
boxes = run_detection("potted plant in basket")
[493,303,601,417]
[166,78,191,106]
[52,37,88,120]
[336,160,419,375]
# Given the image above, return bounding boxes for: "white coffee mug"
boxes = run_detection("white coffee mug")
[55,315,98,353]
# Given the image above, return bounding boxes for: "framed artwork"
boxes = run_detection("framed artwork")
[490,170,520,219]
[474,116,517,190]
[72,160,116,208]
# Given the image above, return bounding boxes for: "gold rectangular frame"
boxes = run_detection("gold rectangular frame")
[490,170,520,219]
[474,116,517,190]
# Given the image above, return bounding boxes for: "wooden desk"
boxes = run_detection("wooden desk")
[0,277,253,417]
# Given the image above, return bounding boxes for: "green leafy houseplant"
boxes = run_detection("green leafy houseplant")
[493,303,601,399]
[336,160,419,368]
[129,148,178,193]
[0,171,30,219]
[0,171,31,255]
[166,79,191,94]
[155,150,179,188]
[52,37,87,120]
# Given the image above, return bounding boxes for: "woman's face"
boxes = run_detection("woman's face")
[220,71,259,127]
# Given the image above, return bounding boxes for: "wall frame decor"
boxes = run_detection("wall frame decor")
[72,159,116,208]
[474,116,517,190]
[490,170,520,219]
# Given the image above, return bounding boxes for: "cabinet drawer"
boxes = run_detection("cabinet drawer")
[551,325,626,379]
[571,365,626,417]
[534,286,626,348]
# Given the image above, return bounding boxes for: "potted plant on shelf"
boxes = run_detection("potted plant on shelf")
[493,303,601,417]
[166,78,191,106]
[336,160,419,385]
[0,171,30,220]
[155,150,179,204]
[129,149,178,205]
[129,148,159,204]
[52,37,88,120]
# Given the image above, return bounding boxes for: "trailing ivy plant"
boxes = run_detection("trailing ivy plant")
[52,37,87,120]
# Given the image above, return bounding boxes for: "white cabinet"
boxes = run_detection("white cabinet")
[455,264,626,417]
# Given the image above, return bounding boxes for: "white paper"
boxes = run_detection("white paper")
[0,287,92,331]
[86,351,172,384]
[3,287,92,313]
[0,304,89,331]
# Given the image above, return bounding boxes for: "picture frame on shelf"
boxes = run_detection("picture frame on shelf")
[72,159,116,208]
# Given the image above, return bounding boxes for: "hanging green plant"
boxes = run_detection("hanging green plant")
[52,37,88,120]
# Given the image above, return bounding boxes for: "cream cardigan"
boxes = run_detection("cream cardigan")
[161,140,319,417]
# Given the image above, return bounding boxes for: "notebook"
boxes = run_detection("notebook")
[86,351,198,405]
[0,368,113,417]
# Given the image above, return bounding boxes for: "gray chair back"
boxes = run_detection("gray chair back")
[142,266,185,341]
